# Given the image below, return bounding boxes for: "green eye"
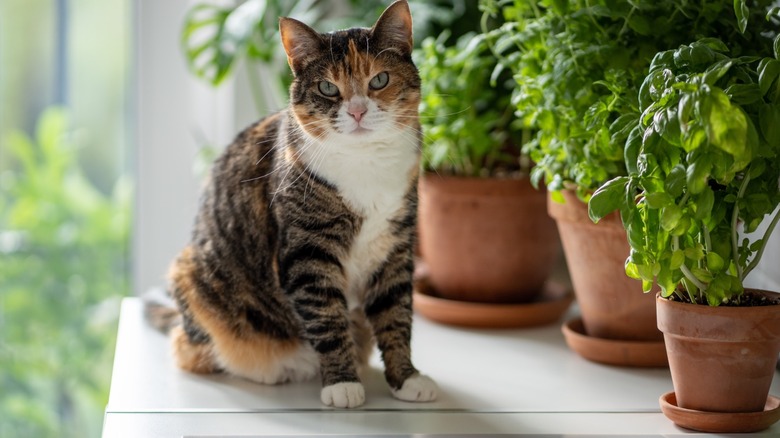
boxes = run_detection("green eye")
[369,72,389,90]
[318,81,339,97]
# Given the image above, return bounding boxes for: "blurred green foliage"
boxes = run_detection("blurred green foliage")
[416,30,526,177]
[181,0,469,113]
[0,107,132,437]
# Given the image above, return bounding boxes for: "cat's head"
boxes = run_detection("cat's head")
[280,1,419,142]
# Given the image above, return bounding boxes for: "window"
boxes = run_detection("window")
[0,1,131,436]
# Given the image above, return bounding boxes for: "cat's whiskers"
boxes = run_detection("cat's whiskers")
[385,124,445,177]
[244,118,332,183]
[269,123,331,204]
[298,130,332,204]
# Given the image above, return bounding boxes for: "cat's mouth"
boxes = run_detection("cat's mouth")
[351,126,371,135]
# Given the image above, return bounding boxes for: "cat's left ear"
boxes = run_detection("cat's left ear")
[280,17,324,75]
[370,0,413,56]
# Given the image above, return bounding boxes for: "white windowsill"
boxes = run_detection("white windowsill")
[101,297,780,437]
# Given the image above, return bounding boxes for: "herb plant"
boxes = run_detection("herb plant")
[482,0,774,202]
[415,31,525,177]
[589,8,780,306]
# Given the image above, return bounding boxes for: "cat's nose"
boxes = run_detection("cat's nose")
[347,104,368,123]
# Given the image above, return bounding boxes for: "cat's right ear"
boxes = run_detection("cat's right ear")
[279,17,323,76]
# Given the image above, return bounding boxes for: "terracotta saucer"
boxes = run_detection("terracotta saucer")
[660,391,780,433]
[412,279,573,329]
[561,317,668,367]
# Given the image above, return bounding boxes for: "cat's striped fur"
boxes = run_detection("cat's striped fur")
[146,0,436,408]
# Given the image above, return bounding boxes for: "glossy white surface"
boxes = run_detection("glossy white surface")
[103,297,780,437]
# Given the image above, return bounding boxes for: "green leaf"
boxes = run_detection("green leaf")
[758,59,780,96]
[706,88,748,159]
[682,127,707,153]
[685,245,705,261]
[686,154,711,194]
[181,0,270,86]
[693,187,715,220]
[645,192,674,209]
[724,83,763,105]
[691,267,714,283]
[661,204,683,231]
[657,265,676,295]
[734,0,749,33]
[697,38,730,53]
[775,34,780,60]
[703,60,733,86]
[665,164,686,197]
[625,261,641,280]
[588,176,629,223]
[759,104,780,145]
[670,249,685,270]
[624,126,642,176]
[706,252,726,272]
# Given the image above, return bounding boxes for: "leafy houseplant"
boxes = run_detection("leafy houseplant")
[482,0,772,200]
[417,31,527,178]
[480,0,778,363]
[589,38,780,305]
[588,4,780,429]
[413,30,563,321]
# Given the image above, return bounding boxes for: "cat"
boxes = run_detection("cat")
[145,0,437,409]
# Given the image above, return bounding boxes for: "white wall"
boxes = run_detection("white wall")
[744,207,780,292]
[134,0,238,294]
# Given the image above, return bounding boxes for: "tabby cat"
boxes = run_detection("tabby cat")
[146,0,436,409]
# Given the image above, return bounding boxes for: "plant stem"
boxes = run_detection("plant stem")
[743,207,780,280]
[731,172,752,281]
[673,235,705,302]
[702,224,712,252]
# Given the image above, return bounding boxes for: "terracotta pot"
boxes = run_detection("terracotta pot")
[547,190,662,341]
[418,174,560,303]
[657,290,780,414]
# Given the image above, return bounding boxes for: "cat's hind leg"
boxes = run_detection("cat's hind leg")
[170,323,219,374]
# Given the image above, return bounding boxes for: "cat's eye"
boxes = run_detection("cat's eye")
[369,72,389,90]
[318,81,339,97]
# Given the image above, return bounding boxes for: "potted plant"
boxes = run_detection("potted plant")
[589,5,780,430]
[412,30,566,328]
[482,0,775,365]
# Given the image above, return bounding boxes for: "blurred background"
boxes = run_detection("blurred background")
[0,1,473,436]
[1,1,131,436]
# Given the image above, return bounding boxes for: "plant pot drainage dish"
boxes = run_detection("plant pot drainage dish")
[656,290,780,433]
[549,190,666,367]
[413,269,573,329]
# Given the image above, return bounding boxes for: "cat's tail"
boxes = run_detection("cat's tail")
[142,288,181,334]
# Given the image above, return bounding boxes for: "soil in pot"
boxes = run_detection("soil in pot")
[657,290,780,419]
[547,190,663,342]
[418,174,560,304]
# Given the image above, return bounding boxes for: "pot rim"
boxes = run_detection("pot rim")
[656,289,780,342]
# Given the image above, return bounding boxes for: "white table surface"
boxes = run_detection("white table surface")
[102,297,780,437]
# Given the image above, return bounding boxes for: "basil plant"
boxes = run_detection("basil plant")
[589,34,780,306]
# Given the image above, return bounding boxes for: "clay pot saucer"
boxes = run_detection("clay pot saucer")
[562,317,668,367]
[412,278,573,329]
[660,391,780,433]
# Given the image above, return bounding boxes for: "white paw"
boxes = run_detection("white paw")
[320,382,365,408]
[391,374,437,402]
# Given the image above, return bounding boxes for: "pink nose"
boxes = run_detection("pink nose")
[347,105,367,123]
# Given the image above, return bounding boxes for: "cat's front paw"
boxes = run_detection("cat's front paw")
[321,382,365,408]
[391,374,437,402]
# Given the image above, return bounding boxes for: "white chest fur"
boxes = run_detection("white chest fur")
[299,128,418,308]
